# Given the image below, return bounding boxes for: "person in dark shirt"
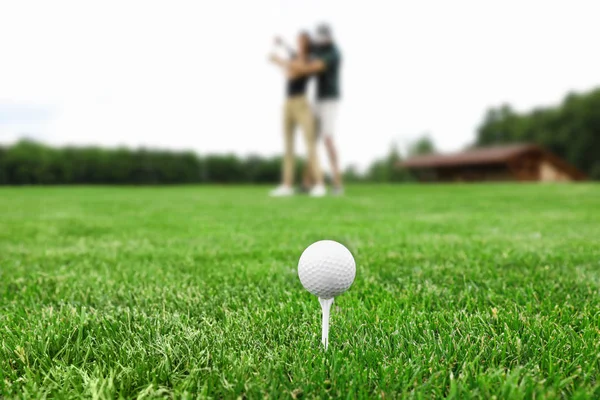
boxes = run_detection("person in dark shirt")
[269,32,325,197]
[274,24,344,195]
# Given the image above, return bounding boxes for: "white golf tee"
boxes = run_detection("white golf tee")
[318,297,334,350]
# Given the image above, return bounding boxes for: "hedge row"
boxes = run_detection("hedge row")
[0,140,291,185]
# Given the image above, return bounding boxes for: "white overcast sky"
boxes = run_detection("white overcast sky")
[1,0,599,170]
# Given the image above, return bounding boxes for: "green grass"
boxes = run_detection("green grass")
[1,184,600,399]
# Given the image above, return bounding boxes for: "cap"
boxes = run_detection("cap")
[315,23,333,43]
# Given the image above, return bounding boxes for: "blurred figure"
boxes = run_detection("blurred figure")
[269,32,326,197]
[281,24,344,195]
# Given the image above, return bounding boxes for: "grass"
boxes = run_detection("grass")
[1,184,599,399]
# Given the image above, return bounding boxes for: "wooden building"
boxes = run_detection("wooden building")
[401,144,586,182]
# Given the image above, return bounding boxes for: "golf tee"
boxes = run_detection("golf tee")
[318,297,334,350]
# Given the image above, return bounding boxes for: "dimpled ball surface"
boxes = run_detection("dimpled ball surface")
[298,240,356,299]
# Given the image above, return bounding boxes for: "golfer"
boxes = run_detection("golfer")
[282,24,344,195]
[269,32,326,197]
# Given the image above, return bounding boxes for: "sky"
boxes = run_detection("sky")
[1,0,599,170]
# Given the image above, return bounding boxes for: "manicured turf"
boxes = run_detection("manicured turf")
[1,184,599,398]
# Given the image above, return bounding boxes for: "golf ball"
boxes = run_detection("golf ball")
[298,240,356,299]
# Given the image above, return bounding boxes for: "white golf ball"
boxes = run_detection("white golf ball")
[298,240,356,299]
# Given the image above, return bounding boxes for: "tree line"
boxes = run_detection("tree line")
[0,138,434,185]
[476,87,600,179]
[0,140,287,185]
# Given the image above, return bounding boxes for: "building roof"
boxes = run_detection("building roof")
[401,144,538,168]
[400,143,586,180]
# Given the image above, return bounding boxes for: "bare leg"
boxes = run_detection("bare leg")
[324,136,342,188]
[302,163,313,189]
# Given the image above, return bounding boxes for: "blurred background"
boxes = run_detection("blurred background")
[0,0,599,184]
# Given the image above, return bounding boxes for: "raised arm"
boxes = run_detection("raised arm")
[287,58,326,76]
[269,36,297,72]
[269,55,325,79]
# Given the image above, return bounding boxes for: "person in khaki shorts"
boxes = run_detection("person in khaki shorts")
[269,32,326,197]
